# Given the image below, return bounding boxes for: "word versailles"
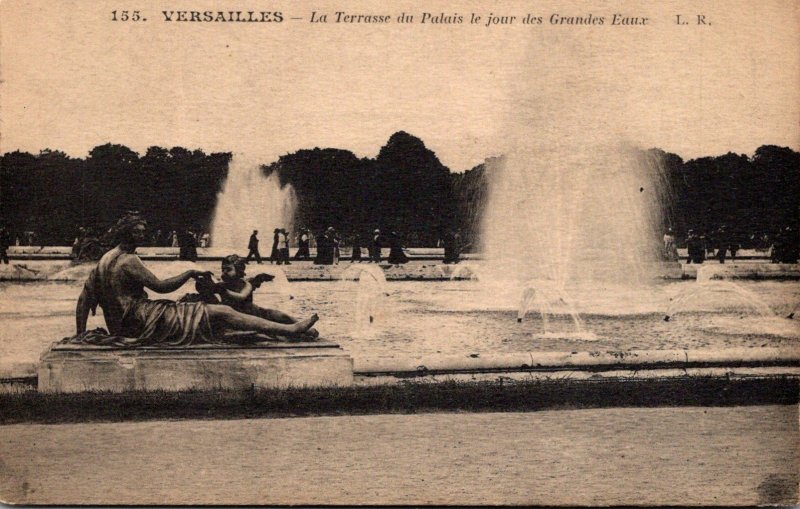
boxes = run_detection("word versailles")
[162,11,283,22]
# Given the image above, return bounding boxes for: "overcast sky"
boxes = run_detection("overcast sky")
[1,0,798,171]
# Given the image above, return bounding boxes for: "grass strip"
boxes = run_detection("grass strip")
[1,376,797,425]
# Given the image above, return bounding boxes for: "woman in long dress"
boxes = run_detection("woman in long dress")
[387,231,409,264]
[270,228,281,264]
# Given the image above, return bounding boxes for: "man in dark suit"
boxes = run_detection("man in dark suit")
[246,230,262,264]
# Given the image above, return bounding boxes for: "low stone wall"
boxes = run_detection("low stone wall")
[683,263,800,280]
[38,341,353,393]
[22,343,800,393]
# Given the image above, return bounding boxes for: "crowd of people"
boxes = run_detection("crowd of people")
[244,227,419,266]
[151,229,211,250]
[664,226,799,264]
[1,218,798,265]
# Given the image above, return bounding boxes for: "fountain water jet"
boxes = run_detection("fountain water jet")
[254,266,294,301]
[211,154,297,251]
[340,265,389,334]
[449,263,483,281]
[481,146,669,288]
[665,265,775,320]
[517,282,585,328]
[475,144,672,330]
[340,264,388,286]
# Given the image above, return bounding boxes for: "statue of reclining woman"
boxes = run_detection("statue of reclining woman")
[67,212,319,347]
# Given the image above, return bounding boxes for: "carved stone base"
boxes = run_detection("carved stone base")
[38,342,353,393]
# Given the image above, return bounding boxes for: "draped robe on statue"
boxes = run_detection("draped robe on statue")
[63,249,216,347]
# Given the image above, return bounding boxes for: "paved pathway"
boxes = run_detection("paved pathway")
[1,405,797,505]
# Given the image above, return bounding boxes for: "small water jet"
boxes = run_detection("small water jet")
[254,266,293,301]
[516,282,593,339]
[664,265,776,321]
[48,264,95,281]
[340,265,389,335]
[432,265,448,279]
[449,264,482,281]
[340,264,387,285]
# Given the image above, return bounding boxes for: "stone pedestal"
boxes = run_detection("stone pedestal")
[38,342,353,393]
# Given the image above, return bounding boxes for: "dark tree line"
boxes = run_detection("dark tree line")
[0,144,231,244]
[449,146,799,249]
[648,145,799,246]
[0,135,797,249]
[264,131,455,246]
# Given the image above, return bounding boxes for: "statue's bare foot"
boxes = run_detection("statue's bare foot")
[291,314,319,334]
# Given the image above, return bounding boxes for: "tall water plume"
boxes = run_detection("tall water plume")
[478,33,676,297]
[481,144,670,289]
[211,154,297,250]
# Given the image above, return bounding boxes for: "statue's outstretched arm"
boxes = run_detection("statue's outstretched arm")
[220,281,254,302]
[75,269,99,334]
[76,286,91,334]
[125,255,205,294]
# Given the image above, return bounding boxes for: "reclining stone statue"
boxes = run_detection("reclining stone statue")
[65,212,319,347]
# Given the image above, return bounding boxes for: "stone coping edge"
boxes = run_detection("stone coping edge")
[354,347,800,375]
[49,341,340,352]
[3,346,798,382]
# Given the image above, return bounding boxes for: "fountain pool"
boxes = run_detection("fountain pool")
[1,274,797,375]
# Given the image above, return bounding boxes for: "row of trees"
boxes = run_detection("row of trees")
[449,145,799,248]
[0,134,797,247]
[264,132,455,246]
[659,145,799,242]
[0,145,230,244]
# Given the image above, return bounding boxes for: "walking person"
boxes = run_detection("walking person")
[0,225,11,264]
[181,228,198,262]
[387,231,409,265]
[314,227,337,265]
[270,228,281,264]
[350,234,362,263]
[294,228,311,260]
[313,229,330,265]
[279,228,291,265]
[332,228,340,265]
[443,230,464,264]
[728,231,740,263]
[71,227,86,261]
[246,229,263,264]
[715,226,728,264]
[686,230,705,264]
[368,229,383,263]
[705,231,715,257]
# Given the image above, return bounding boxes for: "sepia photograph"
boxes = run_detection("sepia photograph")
[0,0,798,505]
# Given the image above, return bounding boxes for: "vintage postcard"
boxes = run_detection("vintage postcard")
[0,0,798,505]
